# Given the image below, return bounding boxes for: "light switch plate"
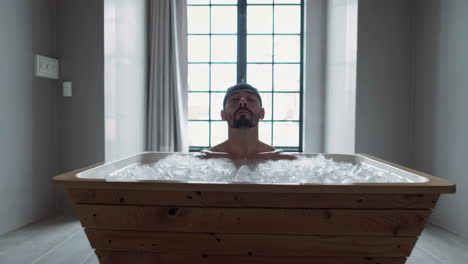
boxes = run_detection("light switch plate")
[35,55,59,80]
[63,81,72,97]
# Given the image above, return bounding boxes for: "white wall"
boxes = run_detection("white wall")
[104,0,147,162]
[302,0,326,153]
[323,0,358,154]
[0,0,58,235]
[56,0,105,214]
[57,0,105,173]
[413,0,468,239]
[355,0,414,166]
[354,0,467,238]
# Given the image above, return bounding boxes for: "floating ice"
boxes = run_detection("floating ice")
[105,153,427,184]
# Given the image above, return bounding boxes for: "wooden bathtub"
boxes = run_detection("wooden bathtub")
[52,153,455,264]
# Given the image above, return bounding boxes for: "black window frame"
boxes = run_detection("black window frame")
[188,0,304,153]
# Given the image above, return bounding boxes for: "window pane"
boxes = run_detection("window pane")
[247,64,272,91]
[188,0,209,4]
[189,121,209,146]
[248,0,273,3]
[211,64,237,91]
[188,35,209,62]
[274,64,300,91]
[273,122,299,146]
[259,92,272,121]
[273,93,299,120]
[259,121,272,145]
[187,1,303,150]
[211,35,237,62]
[188,64,209,91]
[274,6,301,34]
[274,35,300,62]
[247,6,272,34]
[188,6,210,34]
[210,93,225,120]
[188,92,209,120]
[211,6,237,34]
[274,0,301,4]
[212,0,236,3]
[211,122,228,146]
[247,35,272,62]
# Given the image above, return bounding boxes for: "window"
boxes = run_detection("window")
[187,0,303,152]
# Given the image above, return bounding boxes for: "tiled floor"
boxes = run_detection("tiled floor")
[0,214,467,264]
[0,214,98,264]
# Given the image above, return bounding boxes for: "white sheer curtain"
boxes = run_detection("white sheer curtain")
[147,0,189,152]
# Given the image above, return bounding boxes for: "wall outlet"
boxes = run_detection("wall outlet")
[35,55,59,80]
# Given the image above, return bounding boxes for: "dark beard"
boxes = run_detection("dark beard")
[232,115,254,128]
[227,108,260,128]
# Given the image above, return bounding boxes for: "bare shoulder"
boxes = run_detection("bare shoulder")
[199,142,234,159]
[202,142,229,154]
[199,141,297,160]
[258,141,276,152]
[256,143,298,160]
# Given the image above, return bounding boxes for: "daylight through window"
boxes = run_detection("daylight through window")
[187,0,303,152]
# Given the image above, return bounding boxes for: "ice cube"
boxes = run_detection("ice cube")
[103,153,424,184]
[233,165,253,182]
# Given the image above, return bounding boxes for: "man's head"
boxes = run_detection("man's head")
[221,83,265,129]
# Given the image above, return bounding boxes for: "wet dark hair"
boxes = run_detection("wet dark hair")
[223,83,262,109]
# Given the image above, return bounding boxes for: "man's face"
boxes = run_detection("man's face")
[221,89,265,128]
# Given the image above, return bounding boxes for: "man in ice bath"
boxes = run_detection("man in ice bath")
[200,83,296,161]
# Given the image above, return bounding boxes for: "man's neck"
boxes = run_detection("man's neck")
[225,127,262,156]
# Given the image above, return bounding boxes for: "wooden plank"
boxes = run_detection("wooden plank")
[69,189,440,209]
[95,250,407,264]
[78,205,430,236]
[85,229,417,257]
[55,179,454,194]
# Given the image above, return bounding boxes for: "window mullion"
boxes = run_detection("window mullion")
[237,0,247,83]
